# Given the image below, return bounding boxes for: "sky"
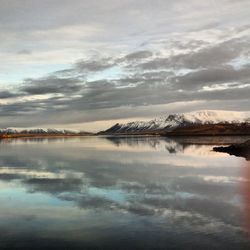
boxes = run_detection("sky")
[0,0,250,131]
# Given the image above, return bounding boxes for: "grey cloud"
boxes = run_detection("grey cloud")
[17,49,32,55]
[172,64,250,90]
[0,22,250,127]
[0,90,20,99]
[139,37,250,70]
[21,76,83,95]
[0,83,249,128]
[0,102,43,116]
[65,78,250,111]
[122,50,153,61]
[0,0,222,32]
[170,40,210,51]
[0,82,249,126]
[75,58,114,72]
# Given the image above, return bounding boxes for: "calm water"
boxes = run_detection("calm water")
[0,136,250,250]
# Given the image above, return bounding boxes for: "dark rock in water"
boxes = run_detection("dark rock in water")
[213,140,250,160]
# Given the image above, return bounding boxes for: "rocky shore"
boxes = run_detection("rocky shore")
[213,140,250,160]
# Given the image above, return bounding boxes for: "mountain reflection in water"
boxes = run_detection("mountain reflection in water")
[0,136,250,250]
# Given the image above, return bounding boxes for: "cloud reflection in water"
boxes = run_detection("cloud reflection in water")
[0,136,249,249]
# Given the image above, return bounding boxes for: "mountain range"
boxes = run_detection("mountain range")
[0,128,92,138]
[99,110,250,136]
[0,110,250,138]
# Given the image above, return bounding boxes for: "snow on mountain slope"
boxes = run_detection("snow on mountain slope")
[0,127,82,134]
[104,110,250,134]
[162,110,248,127]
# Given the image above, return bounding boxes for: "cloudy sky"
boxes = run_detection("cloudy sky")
[0,0,250,131]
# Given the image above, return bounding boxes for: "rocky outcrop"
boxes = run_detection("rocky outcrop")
[213,140,250,160]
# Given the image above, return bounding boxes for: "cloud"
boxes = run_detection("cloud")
[75,58,114,72]
[21,76,83,95]
[17,49,32,55]
[171,64,250,90]
[122,50,153,62]
[138,37,250,70]
[0,1,250,129]
[0,90,19,99]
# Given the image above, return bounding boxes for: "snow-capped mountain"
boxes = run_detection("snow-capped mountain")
[102,110,250,135]
[0,127,88,135]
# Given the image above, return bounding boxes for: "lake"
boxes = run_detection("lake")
[0,136,250,250]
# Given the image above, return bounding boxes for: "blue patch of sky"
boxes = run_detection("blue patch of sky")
[0,63,69,86]
[228,57,250,70]
[174,68,194,76]
[87,66,125,82]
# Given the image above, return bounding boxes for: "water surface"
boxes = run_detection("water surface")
[0,136,250,250]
